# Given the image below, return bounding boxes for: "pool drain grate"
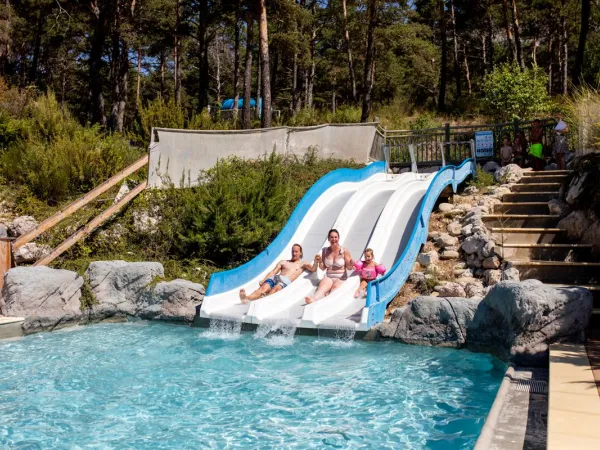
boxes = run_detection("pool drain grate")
[512,379,548,394]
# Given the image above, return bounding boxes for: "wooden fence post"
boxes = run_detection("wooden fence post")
[0,238,14,291]
[444,122,451,162]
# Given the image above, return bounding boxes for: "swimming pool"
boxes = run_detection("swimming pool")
[0,322,505,449]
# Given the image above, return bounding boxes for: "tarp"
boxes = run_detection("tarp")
[148,123,379,188]
[220,98,260,110]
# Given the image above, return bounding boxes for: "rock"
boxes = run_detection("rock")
[544,163,558,171]
[438,202,454,212]
[566,173,586,205]
[484,269,502,286]
[377,296,480,347]
[435,233,458,249]
[417,251,439,267]
[0,223,7,238]
[487,186,512,199]
[425,264,440,275]
[464,281,486,298]
[558,210,591,240]
[482,161,500,173]
[1,267,83,334]
[474,268,485,277]
[483,255,501,269]
[461,224,474,237]
[480,240,496,258]
[582,217,600,255]
[447,221,462,236]
[408,272,427,284]
[464,186,479,195]
[464,206,488,219]
[434,282,466,297]
[440,250,459,260]
[468,280,593,365]
[466,254,482,268]
[428,231,441,242]
[502,267,520,282]
[494,164,524,184]
[13,243,52,264]
[461,235,487,255]
[113,182,131,203]
[86,261,164,319]
[133,209,161,234]
[454,268,474,278]
[139,279,205,323]
[453,262,467,270]
[8,216,38,237]
[478,197,502,210]
[548,199,569,217]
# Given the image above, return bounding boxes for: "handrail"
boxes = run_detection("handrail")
[206,161,387,296]
[363,158,475,328]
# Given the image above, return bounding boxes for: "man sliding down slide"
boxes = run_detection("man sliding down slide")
[239,244,319,304]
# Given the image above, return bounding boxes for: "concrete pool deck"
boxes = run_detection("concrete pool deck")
[0,316,24,340]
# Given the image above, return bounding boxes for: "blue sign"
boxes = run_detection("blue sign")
[475,131,494,158]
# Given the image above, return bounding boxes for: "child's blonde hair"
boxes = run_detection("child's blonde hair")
[364,248,374,257]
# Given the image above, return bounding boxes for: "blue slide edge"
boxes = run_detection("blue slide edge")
[364,159,475,329]
[206,161,387,296]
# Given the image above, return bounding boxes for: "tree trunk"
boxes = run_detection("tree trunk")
[437,0,447,112]
[232,0,241,123]
[482,33,487,75]
[271,47,278,103]
[361,0,377,122]
[574,0,591,84]
[331,70,336,113]
[29,10,43,84]
[197,0,209,110]
[109,1,129,133]
[136,47,141,102]
[463,44,471,95]
[342,0,357,102]
[89,1,107,127]
[215,37,221,103]
[547,35,553,94]
[487,14,494,71]
[256,51,261,116]
[258,0,271,128]
[306,2,316,110]
[242,11,254,129]
[510,0,525,69]
[450,0,461,98]
[561,0,568,95]
[501,0,517,64]
[174,0,181,105]
[159,52,165,99]
[292,53,302,113]
[531,37,539,66]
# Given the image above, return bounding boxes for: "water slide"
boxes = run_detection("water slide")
[200,159,475,331]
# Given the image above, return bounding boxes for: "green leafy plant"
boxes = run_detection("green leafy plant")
[467,165,496,190]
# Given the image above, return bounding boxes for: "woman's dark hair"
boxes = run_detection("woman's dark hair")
[328,229,340,238]
[292,243,303,257]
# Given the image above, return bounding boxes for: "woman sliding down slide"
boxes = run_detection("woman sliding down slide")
[239,244,318,304]
[304,229,355,304]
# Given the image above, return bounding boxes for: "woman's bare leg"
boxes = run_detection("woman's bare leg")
[330,279,345,294]
[306,277,333,304]
[354,280,368,298]
[240,283,271,303]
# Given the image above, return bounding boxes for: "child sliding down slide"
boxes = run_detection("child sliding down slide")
[353,248,386,298]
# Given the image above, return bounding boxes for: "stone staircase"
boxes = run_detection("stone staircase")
[483,170,600,327]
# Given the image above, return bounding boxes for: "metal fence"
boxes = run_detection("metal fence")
[382,118,560,167]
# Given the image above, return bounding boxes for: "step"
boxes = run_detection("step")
[0,316,24,340]
[493,202,549,215]
[497,243,594,261]
[503,192,560,203]
[521,170,571,176]
[510,183,561,193]
[510,260,600,284]
[490,228,566,245]
[482,214,560,229]
[519,175,568,184]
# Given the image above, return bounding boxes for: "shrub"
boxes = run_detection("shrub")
[467,165,496,190]
[562,86,600,152]
[482,64,551,121]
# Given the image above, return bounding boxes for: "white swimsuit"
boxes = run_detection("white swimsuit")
[323,248,347,280]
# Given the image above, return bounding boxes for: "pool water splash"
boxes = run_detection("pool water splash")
[204,314,242,339]
[254,320,297,346]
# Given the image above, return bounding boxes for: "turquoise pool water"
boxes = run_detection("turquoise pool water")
[0,322,505,449]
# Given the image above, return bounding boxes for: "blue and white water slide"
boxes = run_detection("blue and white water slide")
[200,159,475,331]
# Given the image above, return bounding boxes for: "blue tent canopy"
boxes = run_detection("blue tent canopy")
[221,98,261,110]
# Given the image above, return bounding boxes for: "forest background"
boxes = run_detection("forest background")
[0,0,599,283]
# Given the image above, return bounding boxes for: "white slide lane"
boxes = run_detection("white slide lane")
[200,171,388,320]
[245,172,419,325]
[299,172,434,331]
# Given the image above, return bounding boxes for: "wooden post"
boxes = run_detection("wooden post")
[34,181,148,267]
[13,155,149,251]
[0,238,14,291]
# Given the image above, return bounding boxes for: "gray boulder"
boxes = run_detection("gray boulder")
[1,267,83,334]
[0,223,7,238]
[494,164,523,184]
[139,279,205,323]
[446,221,462,236]
[86,260,164,319]
[484,269,502,286]
[464,281,486,299]
[438,202,454,212]
[468,280,593,365]
[378,296,480,347]
[417,251,439,267]
[482,161,500,173]
[8,216,38,237]
[565,173,586,204]
[548,199,569,217]
[463,186,479,195]
[13,243,52,264]
[582,216,600,255]
[558,210,591,240]
[434,282,466,297]
[435,233,458,248]
[461,235,487,254]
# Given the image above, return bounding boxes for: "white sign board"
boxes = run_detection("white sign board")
[475,131,494,158]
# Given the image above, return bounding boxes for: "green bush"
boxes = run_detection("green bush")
[467,165,496,190]
[0,91,141,202]
[482,64,551,121]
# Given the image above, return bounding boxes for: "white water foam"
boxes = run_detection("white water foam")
[201,315,243,340]
[254,320,297,346]
[313,325,356,348]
